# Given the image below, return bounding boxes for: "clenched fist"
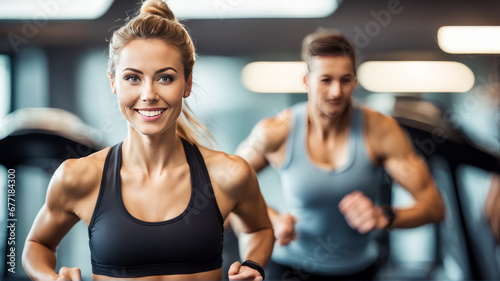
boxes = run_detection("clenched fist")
[274,212,297,246]
[338,191,390,233]
[56,267,81,281]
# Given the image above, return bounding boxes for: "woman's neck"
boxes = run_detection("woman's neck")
[122,125,184,177]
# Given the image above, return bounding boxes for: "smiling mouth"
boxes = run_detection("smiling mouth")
[135,109,167,117]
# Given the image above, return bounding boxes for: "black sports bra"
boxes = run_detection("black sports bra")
[88,138,224,277]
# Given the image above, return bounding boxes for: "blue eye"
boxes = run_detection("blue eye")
[158,75,173,83]
[125,75,140,83]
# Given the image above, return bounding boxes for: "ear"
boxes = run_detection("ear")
[108,72,117,95]
[184,73,192,98]
[303,73,309,93]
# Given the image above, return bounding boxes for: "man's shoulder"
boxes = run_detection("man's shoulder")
[250,108,292,153]
[360,106,399,133]
[360,106,411,159]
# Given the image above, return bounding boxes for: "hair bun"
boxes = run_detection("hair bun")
[140,0,176,22]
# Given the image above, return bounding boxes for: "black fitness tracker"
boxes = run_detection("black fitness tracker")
[241,260,265,280]
[380,204,396,229]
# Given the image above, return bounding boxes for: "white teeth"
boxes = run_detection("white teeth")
[137,109,165,117]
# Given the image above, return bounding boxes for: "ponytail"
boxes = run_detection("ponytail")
[108,0,214,147]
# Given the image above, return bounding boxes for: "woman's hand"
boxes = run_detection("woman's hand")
[228,261,263,281]
[56,267,82,281]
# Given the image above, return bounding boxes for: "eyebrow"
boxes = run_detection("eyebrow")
[320,74,354,77]
[122,67,178,75]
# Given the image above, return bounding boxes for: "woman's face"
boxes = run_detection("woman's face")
[304,55,357,118]
[110,38,191,136]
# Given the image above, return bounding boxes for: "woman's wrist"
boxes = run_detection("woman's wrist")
[241,260,265,280]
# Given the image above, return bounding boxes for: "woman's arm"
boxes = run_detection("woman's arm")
[23,205,81,280]
[22,159,95,280]
[219,155,274,280]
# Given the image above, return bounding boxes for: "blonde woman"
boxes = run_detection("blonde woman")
[22,1,274,280]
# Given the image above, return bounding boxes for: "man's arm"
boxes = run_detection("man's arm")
[339,110,444,232]
[233,112,297,245]
[236,118,279,173]
[380,115,445,227]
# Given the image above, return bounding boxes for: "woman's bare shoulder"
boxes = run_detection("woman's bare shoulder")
[49,146,112,200]
[198,146,254,195]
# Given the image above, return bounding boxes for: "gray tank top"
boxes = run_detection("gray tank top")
[272,102,383,275]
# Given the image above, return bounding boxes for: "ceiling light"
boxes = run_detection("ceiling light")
[166,0,341,19]
[0,0,114,20]
[438,26,500,54]
[241,62,307,93]
[358,61,474,93]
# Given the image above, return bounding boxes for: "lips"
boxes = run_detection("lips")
[134,108,167,121]
[327,100,342,105]
[136,109,166,117]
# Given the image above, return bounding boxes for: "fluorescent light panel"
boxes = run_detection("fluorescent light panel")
[166,0,340,19]
[0,0,114,20]
[358,61,474,93]
[438,26,500,54]
[242,62,307,93]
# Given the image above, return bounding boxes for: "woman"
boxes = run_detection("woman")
[22,1,274,280]
[234,30,445,280]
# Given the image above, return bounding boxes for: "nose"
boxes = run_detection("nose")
[329,80,342,99]
[141,82,159,103]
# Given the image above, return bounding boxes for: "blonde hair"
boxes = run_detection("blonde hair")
[108,0,213,147]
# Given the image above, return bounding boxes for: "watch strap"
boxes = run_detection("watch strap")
[380,204,396,229]
[241,260,265,280]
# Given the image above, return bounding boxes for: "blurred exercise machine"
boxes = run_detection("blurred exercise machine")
[0,108,103,171]
[393,96,500,280]
[0,108,103,280]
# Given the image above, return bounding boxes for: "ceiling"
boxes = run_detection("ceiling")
[1,0,500,58]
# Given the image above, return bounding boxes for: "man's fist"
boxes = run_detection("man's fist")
[339,191,389,233]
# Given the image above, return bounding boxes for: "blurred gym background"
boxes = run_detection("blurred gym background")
[0,0,499,280]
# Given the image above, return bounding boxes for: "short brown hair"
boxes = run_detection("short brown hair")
[301,30,357,75]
